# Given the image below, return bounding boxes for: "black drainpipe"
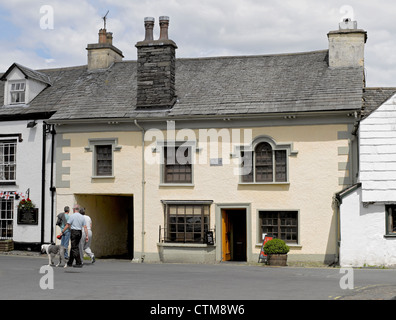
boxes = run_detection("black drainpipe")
[49,125,56,243]
[41,122,48,244]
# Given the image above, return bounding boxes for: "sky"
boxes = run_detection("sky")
[0,0,396,87]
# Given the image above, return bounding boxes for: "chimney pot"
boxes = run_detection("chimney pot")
[99,28,107,44]
[159,16,170,40]
[144,17,155,41]
[106,32,113,45]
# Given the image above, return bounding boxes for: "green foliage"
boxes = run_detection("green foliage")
[264,238,290,255]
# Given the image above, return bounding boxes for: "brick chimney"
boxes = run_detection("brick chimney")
[327,19,367,68]
[135,16,177,109]
[86,28,124,70]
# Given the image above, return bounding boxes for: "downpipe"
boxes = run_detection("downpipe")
[134,120,146,262]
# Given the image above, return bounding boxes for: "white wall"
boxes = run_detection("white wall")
[339,187,396,267]
[0,120,54,244]
[359,93,396,202]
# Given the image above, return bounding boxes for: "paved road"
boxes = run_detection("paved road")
[1,254,395,301]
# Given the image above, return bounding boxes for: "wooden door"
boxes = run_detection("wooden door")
[222,210,231,261]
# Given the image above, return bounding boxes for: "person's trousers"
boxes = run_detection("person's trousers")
[60,230,70,259]
[80,229,94,263]
[68,229,82,266]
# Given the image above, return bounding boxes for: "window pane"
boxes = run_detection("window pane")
[241,151,253,182]
[255,143,273,182]
[259,211,298,244]
[96,145,112,176]
[0,199,13,239]
[165,204,210,243]
[164,146,192,183]
[386,205,396,234]
[0,141,16,181]
[275,150,287,182]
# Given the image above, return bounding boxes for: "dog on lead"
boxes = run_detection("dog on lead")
[41,243,66,267]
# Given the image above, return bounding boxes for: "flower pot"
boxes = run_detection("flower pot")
[267,254,288,266]
[0,240,14,252]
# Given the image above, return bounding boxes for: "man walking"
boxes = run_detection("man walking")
[79,207,95,264]
[60,204,88,268]
[56,206,70,259]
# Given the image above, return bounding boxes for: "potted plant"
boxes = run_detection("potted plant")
[263,238,290,266]
[17,198,39,225]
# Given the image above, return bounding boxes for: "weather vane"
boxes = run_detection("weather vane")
[102,10,109,29]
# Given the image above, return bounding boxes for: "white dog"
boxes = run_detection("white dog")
[41,244,66,267]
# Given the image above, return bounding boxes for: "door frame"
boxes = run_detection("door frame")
[215,203,251,262]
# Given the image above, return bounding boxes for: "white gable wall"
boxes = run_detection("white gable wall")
[359,93,396,202]
[339,187,396,267]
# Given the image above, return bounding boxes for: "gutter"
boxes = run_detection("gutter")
[134,120,146,263]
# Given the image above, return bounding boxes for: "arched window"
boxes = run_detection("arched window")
[240,139,288,183]
[255,142,273,182]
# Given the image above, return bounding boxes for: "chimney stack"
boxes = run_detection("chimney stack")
[327,19,367,68]
[135,16,177,109]
[86,28,124,70]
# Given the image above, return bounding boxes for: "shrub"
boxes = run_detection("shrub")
[264,239,290,255]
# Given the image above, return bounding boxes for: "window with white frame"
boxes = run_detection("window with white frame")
[0,140,16,183]
[10,82,26,104]
[0,198,14,239]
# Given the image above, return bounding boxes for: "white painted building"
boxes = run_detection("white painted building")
[0,63,55,250]
[338,90,396,267]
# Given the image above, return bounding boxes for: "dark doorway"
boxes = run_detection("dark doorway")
[222,209,247,261]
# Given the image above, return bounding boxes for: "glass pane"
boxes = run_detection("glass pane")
[255,143,273,182]
[275,150,287,182]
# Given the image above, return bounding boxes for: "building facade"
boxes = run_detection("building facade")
[338,89,396,267]
[1,17,375,264]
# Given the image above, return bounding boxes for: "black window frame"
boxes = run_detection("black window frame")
[258,210,298,244]
[385,205,396,236]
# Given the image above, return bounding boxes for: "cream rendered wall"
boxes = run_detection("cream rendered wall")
[56,123,351,263]
[146,124,350,262]
[55,131,143,257]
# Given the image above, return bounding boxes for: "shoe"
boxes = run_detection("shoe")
[64,264,71,269]
[92,256,95,264]
[73,264,83,268]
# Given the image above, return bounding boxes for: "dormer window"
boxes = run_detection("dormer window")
[10,82,26,104]
[1,63,51,106]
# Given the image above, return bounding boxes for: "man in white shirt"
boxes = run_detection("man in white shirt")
[61,204,88,268]
[79,207,95,264]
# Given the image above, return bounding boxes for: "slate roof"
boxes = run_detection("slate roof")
[361,87,396,118]
[0,50,367,121]
[0,63,52,85]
